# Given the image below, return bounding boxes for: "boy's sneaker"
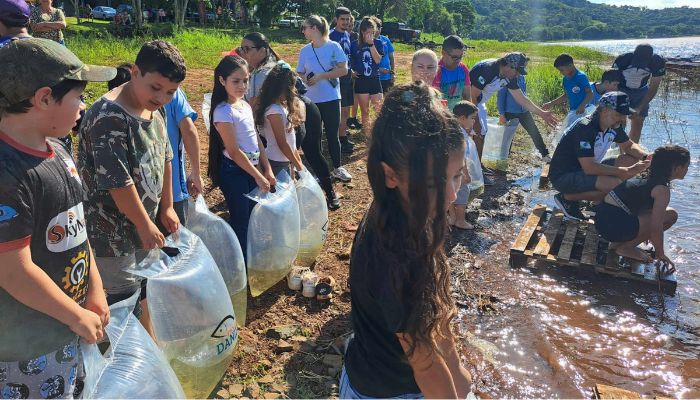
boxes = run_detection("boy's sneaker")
[483,175,494,186]
[542,154,551,163]
[340,137,354,154]
[554,193,585,220]
[347,117,362,130]
[332,167,352,182]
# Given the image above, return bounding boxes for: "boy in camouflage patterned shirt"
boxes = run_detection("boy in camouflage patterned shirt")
[77,41,186,331]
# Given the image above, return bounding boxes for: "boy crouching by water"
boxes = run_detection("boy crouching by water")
[78,40,185,335]
[0,38,115,399]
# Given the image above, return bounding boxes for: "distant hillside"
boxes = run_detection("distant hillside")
[469,0,700,41]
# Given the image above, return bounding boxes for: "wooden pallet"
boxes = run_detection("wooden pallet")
[539,162,550,188]
[592,383,673,399]
[510,205,677,294]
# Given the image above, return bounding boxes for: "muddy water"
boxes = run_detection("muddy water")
[461,85,700,397]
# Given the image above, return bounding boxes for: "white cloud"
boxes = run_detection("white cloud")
[588,0,699,9]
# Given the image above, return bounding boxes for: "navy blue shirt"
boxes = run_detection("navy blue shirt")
[612,52,666,90]
[469,59,520,105]
[350,39,384,78]
[329,28,351,60]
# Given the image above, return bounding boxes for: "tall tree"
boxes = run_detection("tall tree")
[131,0,144,28]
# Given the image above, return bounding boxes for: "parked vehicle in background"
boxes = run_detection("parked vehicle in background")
[90,6,117,19]
[381,21,421,43]
[115,4,132,14]
[278,16,303,28]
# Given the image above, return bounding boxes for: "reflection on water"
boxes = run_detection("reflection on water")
[463,83,700,397]
[548,36,700,60]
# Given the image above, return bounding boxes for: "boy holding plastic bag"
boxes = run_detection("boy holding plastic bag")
[0,39,115,399]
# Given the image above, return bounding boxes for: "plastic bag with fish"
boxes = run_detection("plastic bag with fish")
[482,117,520,171]
[129,227,238,399]
[465,135,484,200]
[551,105,596,149]
[187,194,248,326]
[81,292,185,399]
[202,93,212,132]
[245,169,300,297]
[295,168,328,267]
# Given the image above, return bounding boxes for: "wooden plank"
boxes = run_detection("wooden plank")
[511,205,546,253]
[539,163,551,187]
[594,384,641,399]
[533,213,564,256]
[581,223,601,265]
[556,221,579,261]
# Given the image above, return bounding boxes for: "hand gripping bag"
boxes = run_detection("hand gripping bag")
[465,135,484,200]
[202,93,212,132]
[245,169,301,297]
[295,169,329,267]
[130,227,238,399]
[551,104,596,149]
[81,291,186,399]
[482,117,520,171]
[187,194,248,327]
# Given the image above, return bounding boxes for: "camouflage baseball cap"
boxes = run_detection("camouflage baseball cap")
[0,38,116,107]
[503,52,529,75]
[599,91,635,115]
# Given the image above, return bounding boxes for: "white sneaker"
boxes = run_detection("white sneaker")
[287,267,308,291]
[302,271,319,298]
[542,154,551,163]
[332,167,352,182]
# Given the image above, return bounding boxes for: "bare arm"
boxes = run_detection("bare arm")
[510,88,558,127]
[214,121,268,184]
[109,185,165,249]
[637,76,662,112]
[397,333,459,398]
[544,93,568,109]
[579,156,648,179]
[179,116,203,197]
[649,185,671,262]
[320,61,349,80]
[462,82,472,102]
[576,87,594,114]
[0,246,103,343]
[369,43,382,64]
[619,140,649,159]
[470,85,482,105]
[158,161,179,233]
[268,113,304,171]
[437,321,472,398]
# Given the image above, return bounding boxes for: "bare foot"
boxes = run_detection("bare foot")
[615,246,653,263]
[452,220,475,230]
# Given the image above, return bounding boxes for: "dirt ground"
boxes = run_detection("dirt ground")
[180,68,548,399]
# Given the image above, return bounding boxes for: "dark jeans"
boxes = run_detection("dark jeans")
[315,99,342,169]
[505,111,549,157]
[299,96,332,180]
[219,156,257,262]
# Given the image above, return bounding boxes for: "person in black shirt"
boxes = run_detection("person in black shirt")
[594,145,688,265]
[341,82,473,399]
[612,44,666,143]
[549,92,650,220]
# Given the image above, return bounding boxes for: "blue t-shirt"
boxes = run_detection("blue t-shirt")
[350,39,384,78]
[589,81,604,105]
[164,88,197,203]
[562,69,591,111]
[329,28,351,60]
[497,74,527,115]
[0,34,32,49]
[377,35,394,81]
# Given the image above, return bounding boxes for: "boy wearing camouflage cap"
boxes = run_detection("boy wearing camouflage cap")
[77,40,185,335]
[0,38,115,399]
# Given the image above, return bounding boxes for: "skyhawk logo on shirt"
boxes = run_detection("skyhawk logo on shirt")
[572,86,581,93]
[46,203,87,253]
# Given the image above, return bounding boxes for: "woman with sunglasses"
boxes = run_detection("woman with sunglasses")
[297,15,353,184]
[238,32,341,209]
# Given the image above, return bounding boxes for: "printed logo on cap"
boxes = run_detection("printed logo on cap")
[46,204,87,253]
[0,205,18,222]
[478,76,485,85]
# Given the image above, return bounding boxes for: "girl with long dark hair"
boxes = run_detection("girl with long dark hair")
[255,63,305,176]
[350,16,384,136]
[207,55,275,260]
[340,82,473,398]
[297,15,353,183]
[594,144,690,267]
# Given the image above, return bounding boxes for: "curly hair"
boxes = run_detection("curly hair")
[362,81,464,358]
[254,64,304,129]
[647,144,690,187]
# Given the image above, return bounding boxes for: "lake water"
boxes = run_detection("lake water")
[463,38,700,398]
[549,36,700,61]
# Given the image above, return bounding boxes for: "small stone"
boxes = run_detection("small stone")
[244,382,260,399]
[263,393,280,399]
[322,354,343,368]
[275,339,294,353]
[258,374,274,384]
[266,325,300,340]
[228,384,244,397]
[290,335,308,342]
[216,388,230,399]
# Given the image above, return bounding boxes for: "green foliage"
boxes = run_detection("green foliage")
[470,0,700,41]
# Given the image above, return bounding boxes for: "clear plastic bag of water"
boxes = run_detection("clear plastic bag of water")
[295,169,328,267]
[465,135,484,198]
[202,93,212,132]
[187,194,248,327]
[130,227,238,399]
[551,105,596,149]
[81,291,185,399]
[482,117,520,171]
[245,169,301,297]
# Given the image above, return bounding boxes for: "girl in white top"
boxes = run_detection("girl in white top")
[207,55,275,260]
[254,62,306,176]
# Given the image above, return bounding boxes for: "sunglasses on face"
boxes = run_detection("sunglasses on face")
[448,52,464,61]
[239,45,262,54]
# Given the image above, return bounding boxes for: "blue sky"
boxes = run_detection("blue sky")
[588,0,699,9]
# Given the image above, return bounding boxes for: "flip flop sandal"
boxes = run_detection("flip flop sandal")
[316,276,336,301]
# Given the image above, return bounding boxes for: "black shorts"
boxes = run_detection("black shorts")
[354,76,382,95]
[340,75,354,108]
[380,79,393,93]
[594,202,639,242]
